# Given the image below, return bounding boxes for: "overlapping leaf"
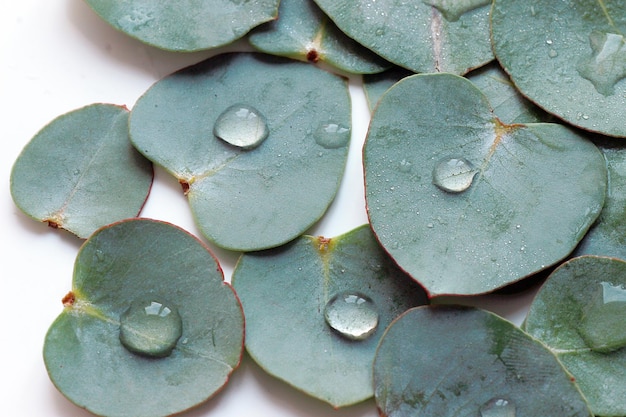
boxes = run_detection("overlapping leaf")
[130,52,351,251]
[363,73,607,296]
[44,219,244,417]
[232,225,427,407]
[10,104,153,238]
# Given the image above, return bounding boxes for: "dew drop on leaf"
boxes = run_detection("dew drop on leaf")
[577,31,626,96]
[578,282,626,352]
[432,157,477,193]
[213,103,269,149]
[314,122,350,149]
[480,398,516,417]
[119,300,183,358]
[324,291,379,341]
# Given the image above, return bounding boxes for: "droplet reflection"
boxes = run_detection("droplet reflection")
[214,104,269,149]
[324,291,379,341]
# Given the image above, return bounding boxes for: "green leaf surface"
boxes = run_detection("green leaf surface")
[523,256,626,416]
[231,225,427,407]
[248,0,390,74]
[491,0,626,137]
[363,73,607,296]
[10,104,153,238]
[374,305,593,417]
[574,138,626,260]
[313,0,494,74]
[363,67,414,112]
[130,52,351,251]
[83,0,280,52]
[44,219,244,417]
[466,62,554,124]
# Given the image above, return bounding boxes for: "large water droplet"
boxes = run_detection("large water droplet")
[119,300,183,358]
[324,292,379,341]
[432,157,477,193]
[314,122,350,149]
[214,104,269,149]
[578,282,626,352]
[577,31,626,96]
[480,398,516,417]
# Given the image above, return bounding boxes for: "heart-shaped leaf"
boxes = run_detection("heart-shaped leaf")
[248,0,390,74]
[573,138,626,260]
[363,73,607,296]
[491,0,626,137]
[231,224,427,407]
[43,219,244,417]
[523,255,626,416]
[313,0,494,74]
[10,103,153,238]
[83,0,280,52]
[130,52,351,251]
[374,305,593,417]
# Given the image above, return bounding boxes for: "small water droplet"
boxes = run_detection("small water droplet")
[432,157,477,193]
[546,39,553,45]
[73,169,81,176]
[119,300,183,358]
[314,122,350,149]
[324,292,379,341]
[480,398,516,417]
[214,104,269,149]
[548,49,558,58]
[399,159,413,173]
[577,31,626,96]
[427,223,434,228]
[578,282,626,352]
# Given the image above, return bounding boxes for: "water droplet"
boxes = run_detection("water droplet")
[480,398,516,417]
[422,0,491,22]
[577,31,626,96]
[548,49,558,58]
[546,39,553,45]
[399,159,413,173]
[119,300,183,358]
[578,282,626,352]
[324,292,379,341]
[432,157,477,193]
[314,122,350,149]
[73,169,81,176]
[214,104,269,149]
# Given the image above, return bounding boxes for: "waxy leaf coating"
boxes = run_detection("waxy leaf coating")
[313,0,494,74]
[363,73,607,296]
[130,52,351,251]
[83,0,280,52]
[10,103,153,238]
[491,0,626,137]
[374,306,593,417]
[524,256,626,416]
[44,219,244,417]
[232,225,427,407]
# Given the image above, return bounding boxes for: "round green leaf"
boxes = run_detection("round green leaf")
[248,0,390,74]
[313,0,494,74]
[574,138,626,260]
[491,0,626,137]
[363,66,414,112]
[524,256,626,416]
[374,305,593,417]
[10,103,153,238]
[83,0,280,52]
[130,52,351,251]
[363,73,607,296]
[43,219,244,417]
[231,224,427,407]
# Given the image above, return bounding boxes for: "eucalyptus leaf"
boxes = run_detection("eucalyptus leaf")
[363,66,414,112]
[10,103,153,238]
[374,305,593,417]
[83,0,280,52]
[491,0,626,137]
[313,0,494,74]
[231,225,427,407]
[574,138,626,260]
[248,0,390,74]
[43,219,244,417]
[524,256,626,416]
[363,73,607,296]
[130,52,351,251]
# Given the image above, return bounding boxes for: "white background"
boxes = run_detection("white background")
[0,2,538,416]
